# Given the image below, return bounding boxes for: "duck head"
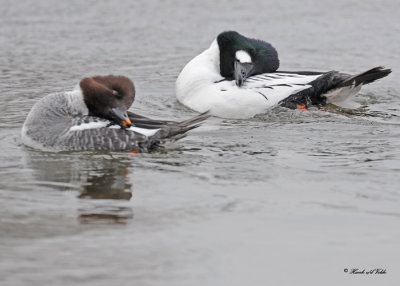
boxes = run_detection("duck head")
[80,75,135,128]
[216,31,280,86]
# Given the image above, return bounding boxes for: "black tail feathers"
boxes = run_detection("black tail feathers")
[127,111,209,144]
[340,66,391,87]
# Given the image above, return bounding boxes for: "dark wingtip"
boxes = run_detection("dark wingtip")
[177,111,211,127]
[166,112,210,137]
[148,112,210,143]
[369,66,392,74]
[343,66,392,86]
[378,66,392,75]
[368,66,392,82]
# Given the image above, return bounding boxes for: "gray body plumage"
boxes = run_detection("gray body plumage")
[22,84,209,152]
[21,91,156,151]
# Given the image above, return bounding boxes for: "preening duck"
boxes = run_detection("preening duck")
[176,31,391,119]
[22,75,208,152]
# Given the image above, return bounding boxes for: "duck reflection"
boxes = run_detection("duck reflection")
[79,165,132,200]
[24,150,134,224]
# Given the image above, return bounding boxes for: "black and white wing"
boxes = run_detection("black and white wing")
[240,72,323,108]
[59,112,210,152]
[244,67,391,109]
[60,116,159,151]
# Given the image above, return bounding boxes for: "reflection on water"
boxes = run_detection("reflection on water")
[24,150,134,224]
[78,206,134,224]
[79,164,132,200]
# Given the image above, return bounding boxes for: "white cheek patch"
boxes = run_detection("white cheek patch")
[235,50,252,63]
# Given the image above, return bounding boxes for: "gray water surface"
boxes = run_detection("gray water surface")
[1,0,400,285]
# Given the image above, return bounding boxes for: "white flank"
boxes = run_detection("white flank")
[323,82,362,108]
[128,127,160,137]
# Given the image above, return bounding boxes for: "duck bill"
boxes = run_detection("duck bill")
[110,107,132,128]
[234,61,255,87]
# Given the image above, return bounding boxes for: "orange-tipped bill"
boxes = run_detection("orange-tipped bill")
[123,118,132,128]
[110,106,132,128]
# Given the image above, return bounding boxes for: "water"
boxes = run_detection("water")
[1,0,400,285]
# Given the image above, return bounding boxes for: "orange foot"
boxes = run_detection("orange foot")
[297,104,307,110]
[129,149,139,155]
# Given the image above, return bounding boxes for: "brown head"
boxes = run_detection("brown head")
[80,75,135,128]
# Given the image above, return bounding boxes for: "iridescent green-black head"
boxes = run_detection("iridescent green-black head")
[216,31,279,86]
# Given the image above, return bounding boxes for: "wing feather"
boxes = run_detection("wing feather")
[59,116,155,151]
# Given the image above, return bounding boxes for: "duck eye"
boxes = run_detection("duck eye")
[112,90,123,99]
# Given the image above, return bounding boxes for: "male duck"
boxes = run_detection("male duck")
[22,75,208,152]
[176,31,391,119]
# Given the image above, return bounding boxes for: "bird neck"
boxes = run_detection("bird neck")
[66,85,89,116]
[184,40,222,80]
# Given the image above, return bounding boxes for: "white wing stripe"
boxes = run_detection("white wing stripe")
[69,121,109,131]
[69,120,160,137]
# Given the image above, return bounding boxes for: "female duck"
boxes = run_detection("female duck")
[22,75,208,152]
[176,31,391,119]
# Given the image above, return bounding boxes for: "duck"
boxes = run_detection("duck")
[176,31,391,119]
[22,75,209,152]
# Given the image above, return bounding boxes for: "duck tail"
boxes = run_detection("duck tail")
[339,66,392,87]
[156,112,210,138]
[323,67,391,106]
[177,111,211,127]
[128,111,210,130]
[279,67,391,109]
[140,112,209,151]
